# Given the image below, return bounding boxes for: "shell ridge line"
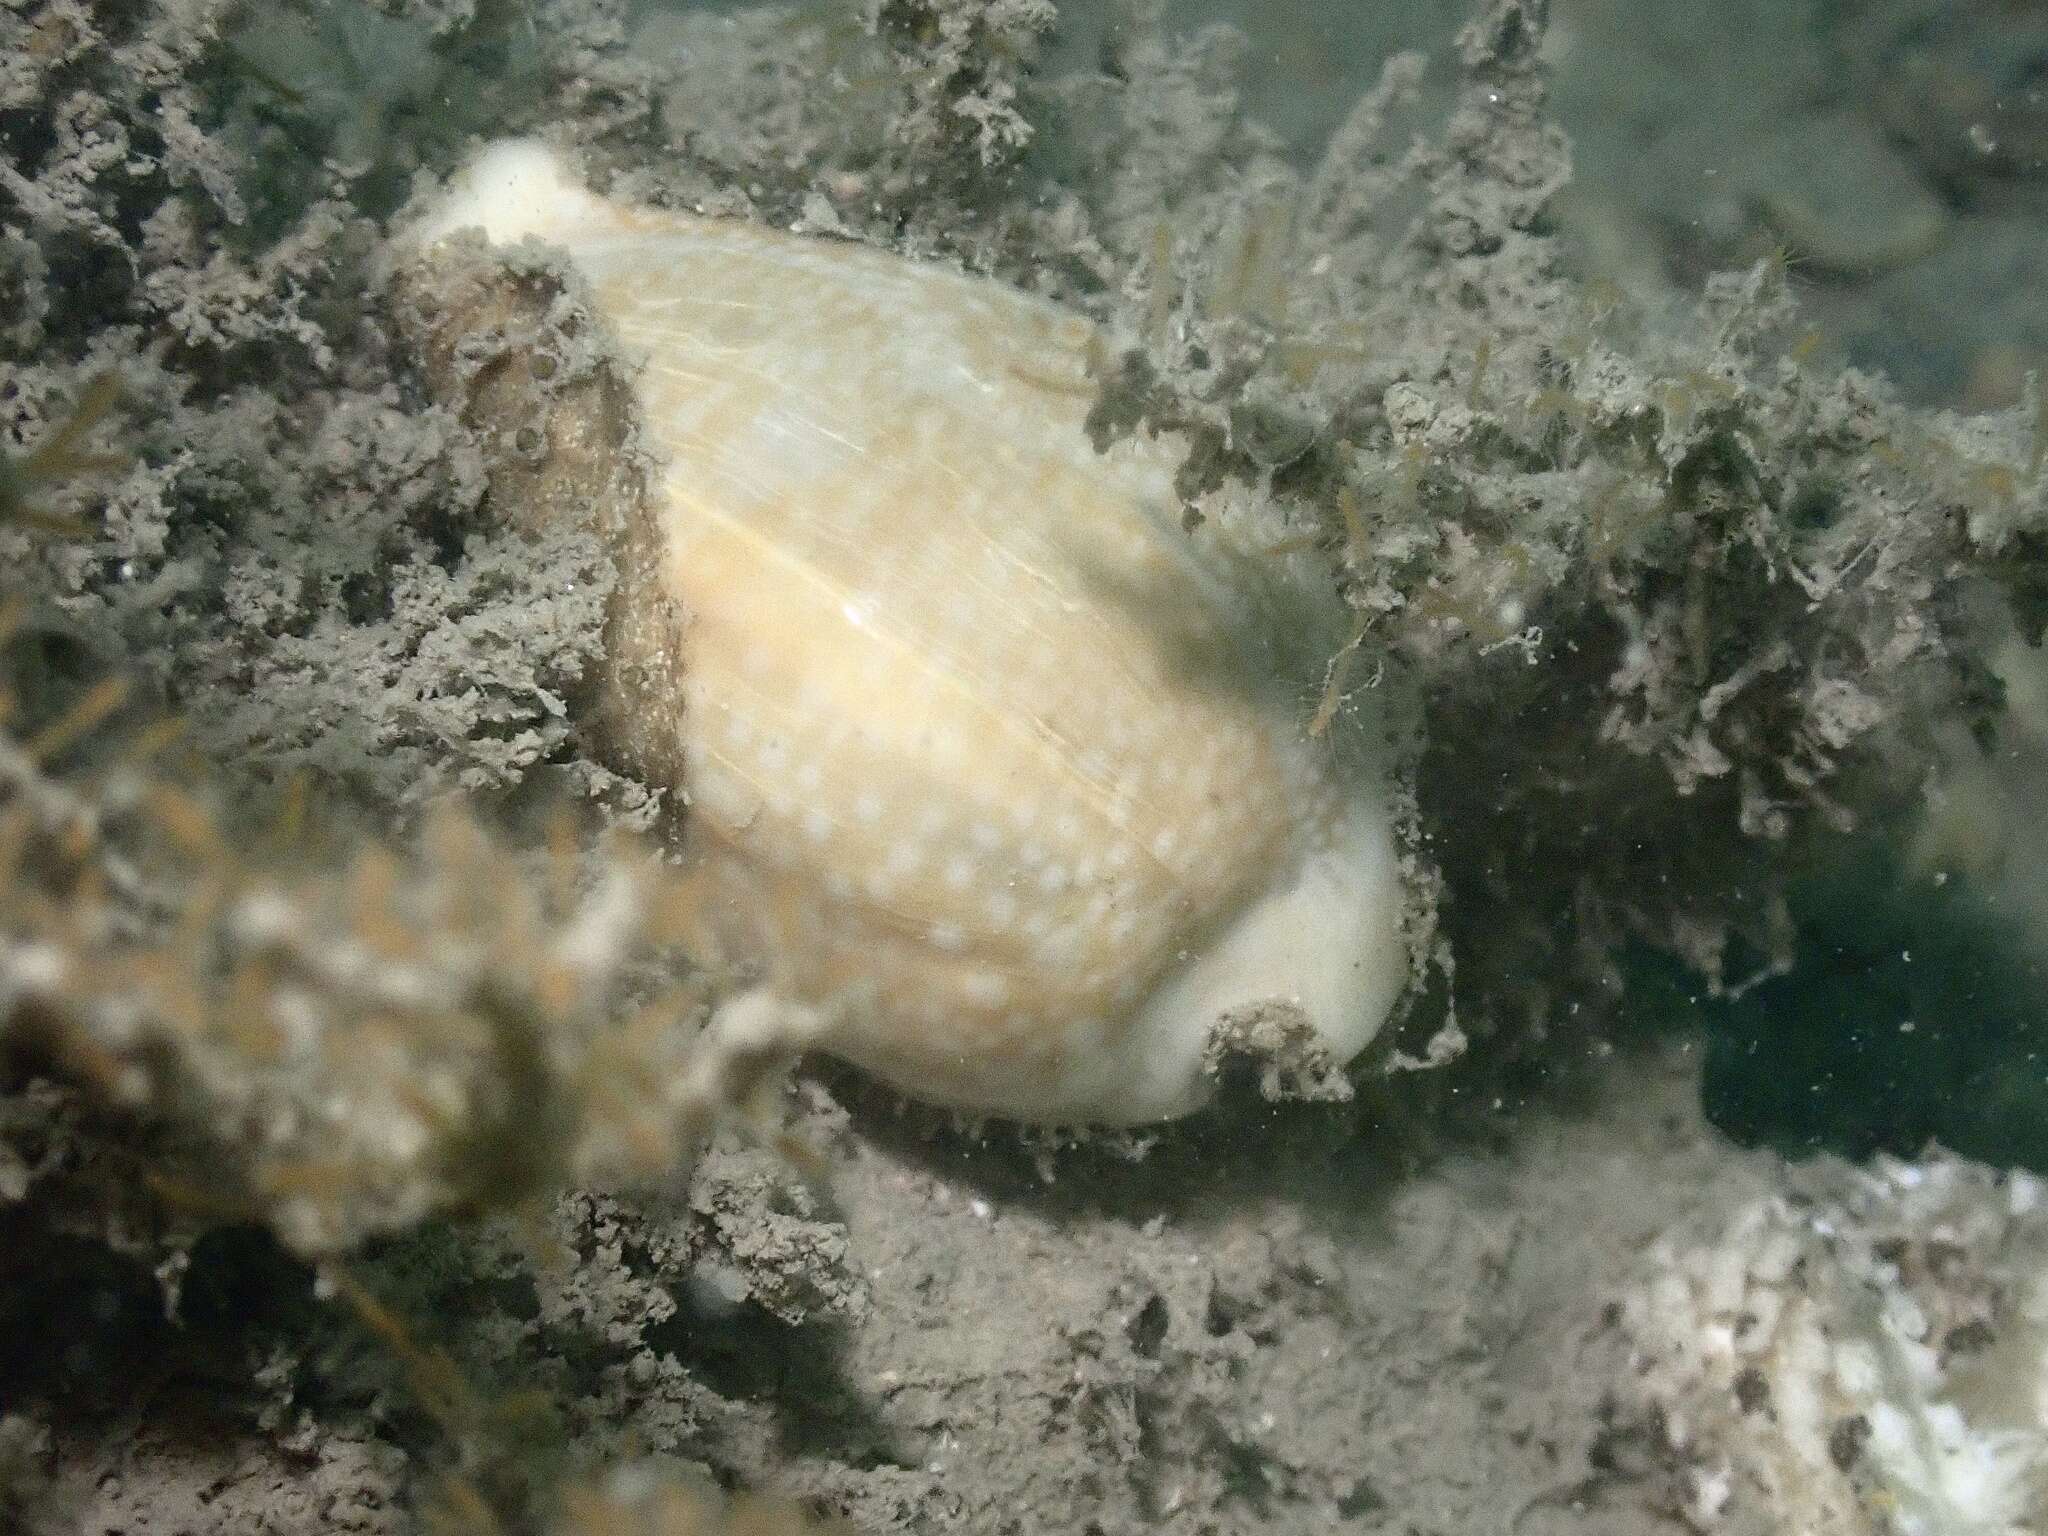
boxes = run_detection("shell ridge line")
[598,222,1263,892]
[577,256,841,413]
[924,460,1232,761]
[580,253,1184,822]
[632,331,866,462]
[608,299,1204,816]
[582,233,1205,685]
[576,227,936,342]
[632,347,873,512]
[663,477,1180,865]
[660,227,988,322]
[622,310,850,419]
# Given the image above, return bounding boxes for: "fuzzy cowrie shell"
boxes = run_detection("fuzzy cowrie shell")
[396,141,1409,1124]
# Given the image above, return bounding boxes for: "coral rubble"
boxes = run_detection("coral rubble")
[1616,1152,2048,1536]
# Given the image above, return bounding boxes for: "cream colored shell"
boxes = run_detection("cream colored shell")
[408,142,1407,1124]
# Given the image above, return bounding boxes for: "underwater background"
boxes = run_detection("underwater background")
[4,0,2048,1533]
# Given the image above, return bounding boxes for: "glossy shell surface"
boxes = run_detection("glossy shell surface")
[410,144,1406,1123]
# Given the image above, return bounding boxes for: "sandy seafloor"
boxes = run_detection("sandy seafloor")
[54,1044,1781,1536]
[6,0,2048,1533]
